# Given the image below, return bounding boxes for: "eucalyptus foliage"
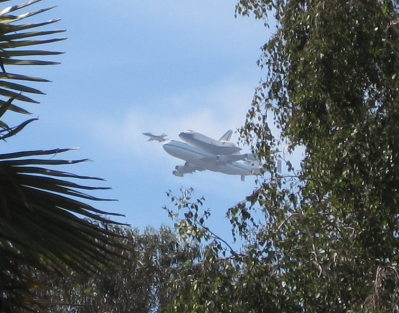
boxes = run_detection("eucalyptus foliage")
[24,226,201,313]
[0,1,124,311]
[165,1,399,312]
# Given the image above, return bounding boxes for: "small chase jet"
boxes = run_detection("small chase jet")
[142,132,168,142]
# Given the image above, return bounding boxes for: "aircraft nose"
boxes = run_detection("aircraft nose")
[163,140,181,158]
[162,141,173,153]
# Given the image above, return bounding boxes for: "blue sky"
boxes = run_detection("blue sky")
[6,0,269,240]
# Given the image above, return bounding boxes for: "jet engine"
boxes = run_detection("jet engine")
[173,165,185,177]
[173,170,183,177]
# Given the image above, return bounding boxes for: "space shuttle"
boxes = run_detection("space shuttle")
[178,130,241,155]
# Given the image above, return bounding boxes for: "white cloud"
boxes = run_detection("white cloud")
[85,79,257,161]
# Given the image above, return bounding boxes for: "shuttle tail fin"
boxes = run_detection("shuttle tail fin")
[219,130,233,141]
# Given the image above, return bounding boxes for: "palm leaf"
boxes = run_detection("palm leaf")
[1,49,62,57]
[3,29,65,40]
[0,0,63,116]
[0,72,50,81]
[0,148,126,274]
[0,0,41,15]
[2,18,60,32]
[0,81,44,94]
[0,117,36,139]
[0,95,13,117]
[0,6,55,23]
[0,97,32,132]
[0,37,65,49]
[0,2,127,311]
[0,99,31,113]
[0,88,38,102]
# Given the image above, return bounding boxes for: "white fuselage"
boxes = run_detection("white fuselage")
[179,131,241,155]
[163,140,259,176]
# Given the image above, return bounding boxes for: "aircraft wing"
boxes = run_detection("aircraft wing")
[200,153,253,164]
[173,162,204,177]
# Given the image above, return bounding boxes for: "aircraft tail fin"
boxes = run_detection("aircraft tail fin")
[219,130,233,141]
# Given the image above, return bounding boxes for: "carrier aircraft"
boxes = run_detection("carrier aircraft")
[145,130,261,181]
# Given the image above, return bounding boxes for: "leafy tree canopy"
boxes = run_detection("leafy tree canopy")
[163,1,399,312]
[22,226,201,313]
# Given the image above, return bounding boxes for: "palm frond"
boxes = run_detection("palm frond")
[0,5,55,23]
[0,0,63,116]
[0,98,31,113]
[0,81,44,94]
[0,0,40,15]
[0,72,50,81]
[0,117,37,139]
[0,148,126,275]
[0,88,38,102]
[0,2,126,311]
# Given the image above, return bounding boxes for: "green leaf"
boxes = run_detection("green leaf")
[0,95,15,118]
[0,72,50,82]
[0,117,36,139]
[2,29,65,40]
[0,37,66,49]
[0,6,56,24]
[0,88,38,102]
[0,0,42,16]
[2,59,60,66]
[0,80,44,94]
